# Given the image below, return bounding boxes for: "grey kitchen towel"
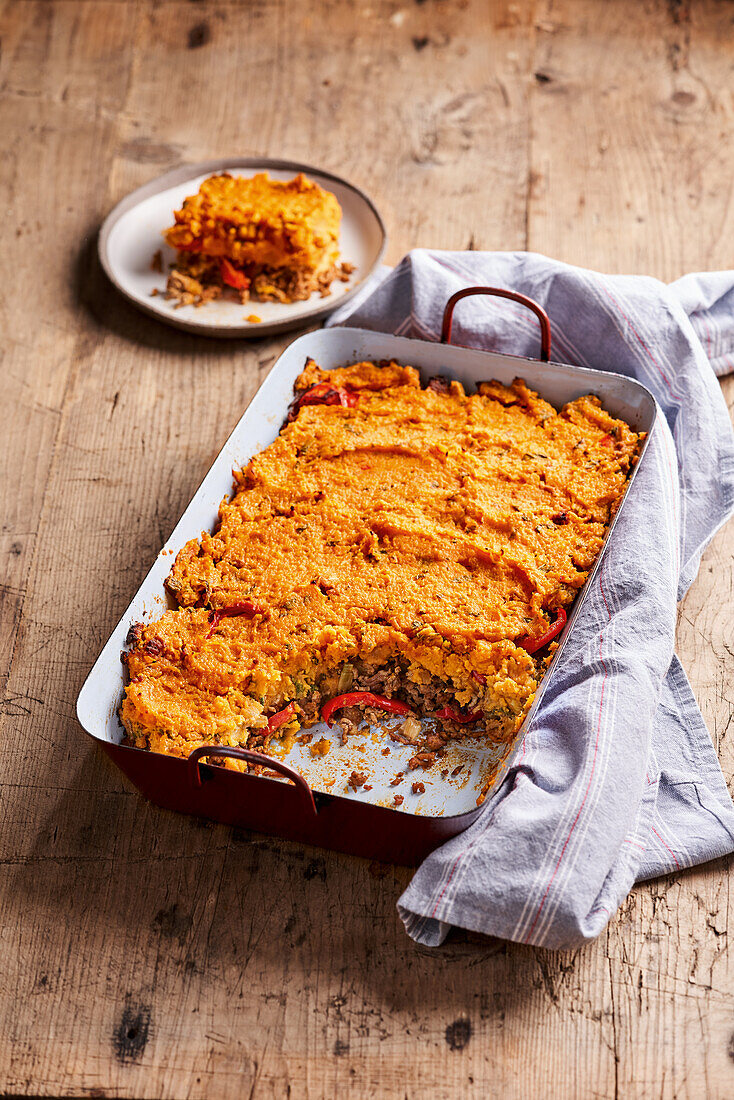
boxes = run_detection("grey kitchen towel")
[329,250,734,949]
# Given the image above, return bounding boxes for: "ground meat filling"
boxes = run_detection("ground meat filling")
[162,251,354,308]
[237,657,521,763]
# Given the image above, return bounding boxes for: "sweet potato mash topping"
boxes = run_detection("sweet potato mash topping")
[165,172,341,271]
[120,360,642,765]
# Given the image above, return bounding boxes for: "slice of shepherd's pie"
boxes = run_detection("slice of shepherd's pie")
[162,172,353,307]
[120,359,642,781]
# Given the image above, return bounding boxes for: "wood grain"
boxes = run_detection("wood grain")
[0,1,732,1097]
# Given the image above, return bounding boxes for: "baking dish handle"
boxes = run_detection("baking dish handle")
[440,286,552,362]
[188,745,318,817]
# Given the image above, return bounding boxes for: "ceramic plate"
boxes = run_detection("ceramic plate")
[98,157,387,338]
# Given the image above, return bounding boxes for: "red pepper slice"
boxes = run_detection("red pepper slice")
[321,691,414,727]
[220,257,251,290]
[471,671,487,685]
[300,381,358,408]
[267,703,296,733]
[288,381,358,421]
[435,706,482,724]
[206,600,264,638]
[519,607,567,655]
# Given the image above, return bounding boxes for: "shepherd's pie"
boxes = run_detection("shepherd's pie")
[162,172,353,307]
[120,359,642,766]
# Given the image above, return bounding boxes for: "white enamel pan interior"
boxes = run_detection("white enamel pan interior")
[77,326,656,818]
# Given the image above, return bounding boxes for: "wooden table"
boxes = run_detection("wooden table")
[2,2,732,1096]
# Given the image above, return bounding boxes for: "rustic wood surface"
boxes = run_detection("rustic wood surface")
[1,0,733,1096]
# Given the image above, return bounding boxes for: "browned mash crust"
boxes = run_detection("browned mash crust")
[120,360,642,767]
